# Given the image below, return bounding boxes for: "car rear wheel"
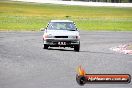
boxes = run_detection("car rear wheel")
[74,44,80,52]
[43,44,48,49]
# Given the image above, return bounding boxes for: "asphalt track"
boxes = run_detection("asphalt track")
[0,31,132,88]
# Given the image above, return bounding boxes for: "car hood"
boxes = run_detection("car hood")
[45,30,79,36]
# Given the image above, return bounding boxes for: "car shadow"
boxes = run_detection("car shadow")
[80,50,114,55]
[46,48,114,55]
[48,48,74,52]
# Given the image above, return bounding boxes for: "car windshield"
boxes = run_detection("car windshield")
[47,22,77,31]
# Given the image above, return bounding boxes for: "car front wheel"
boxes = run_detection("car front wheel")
[74,44,80,52]
[43,44,48,49]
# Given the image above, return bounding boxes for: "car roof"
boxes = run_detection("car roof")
[50,20,73,23]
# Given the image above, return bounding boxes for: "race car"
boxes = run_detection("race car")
[42,20,80,52]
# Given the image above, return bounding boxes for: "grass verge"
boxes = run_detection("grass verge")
[0,1,132,31]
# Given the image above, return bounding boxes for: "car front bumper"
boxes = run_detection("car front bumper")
[43,38,80,47]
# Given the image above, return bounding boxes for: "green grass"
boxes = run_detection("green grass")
[0,1,132,31]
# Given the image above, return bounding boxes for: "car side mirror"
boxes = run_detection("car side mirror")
[76,28,79,31]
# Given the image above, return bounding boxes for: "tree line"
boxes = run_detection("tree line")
[63,0,132,3]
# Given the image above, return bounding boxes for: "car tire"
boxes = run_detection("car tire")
[74,43,80,52]
[43,44,48,49]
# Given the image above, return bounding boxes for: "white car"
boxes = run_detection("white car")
[42,20,80,51]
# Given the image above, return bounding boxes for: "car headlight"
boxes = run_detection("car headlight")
[43,34,54,39]
[47,35,54,38]
[68,36,80,39]
[68,36,75,39]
